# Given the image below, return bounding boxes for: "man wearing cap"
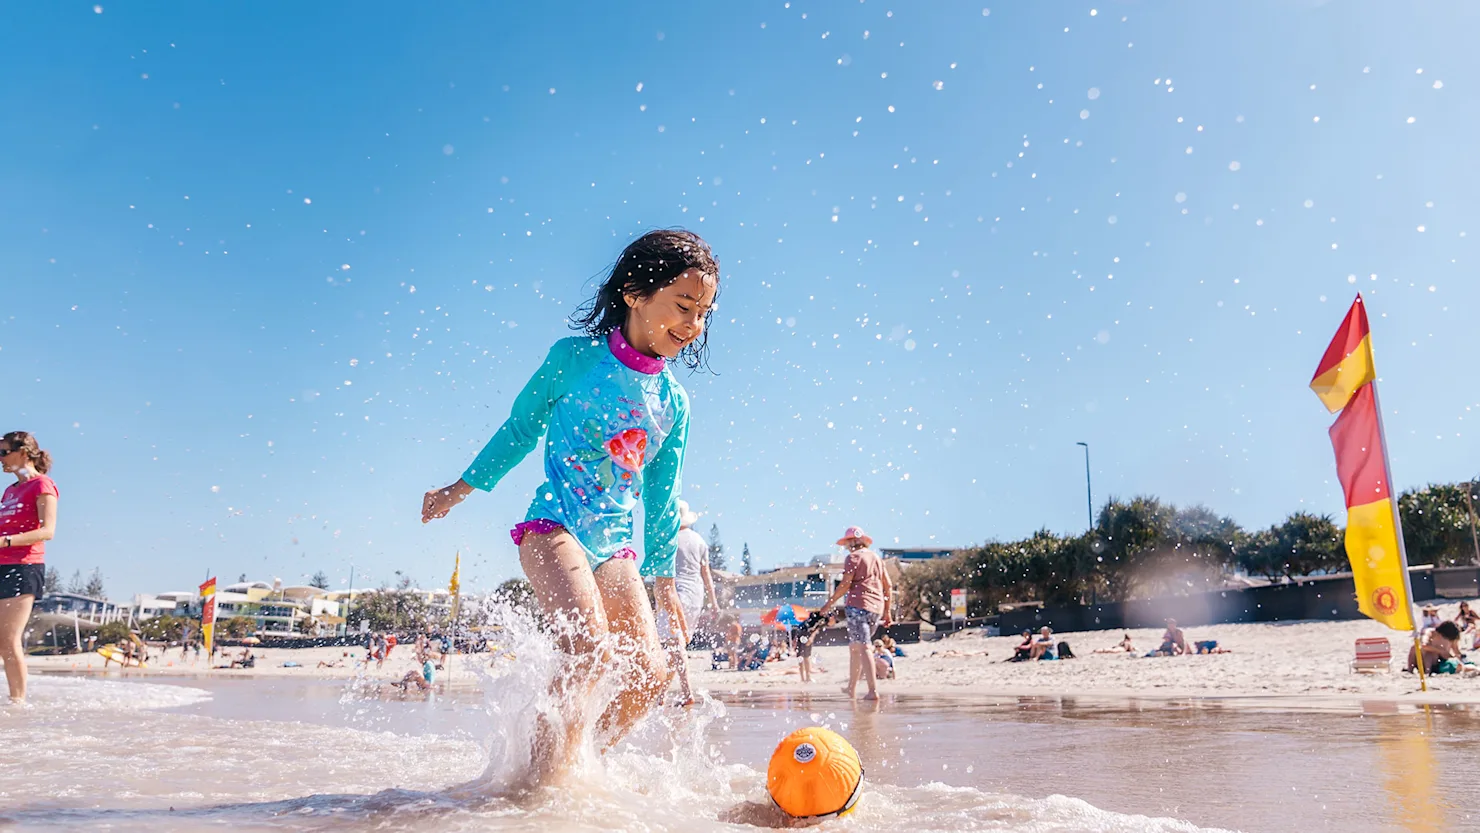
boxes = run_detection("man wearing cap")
[660,499,718,705]
[820,526,892,700]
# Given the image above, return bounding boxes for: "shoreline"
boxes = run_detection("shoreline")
[32,665,1479,712]
[24,607,1480,710]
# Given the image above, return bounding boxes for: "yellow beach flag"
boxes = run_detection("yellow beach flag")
[1310,295,1417,632]
[447,552,461,624]
[199,577,218,660]
[1309,294,1376,412]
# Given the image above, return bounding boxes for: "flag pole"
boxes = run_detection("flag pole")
[1369,381,1427,693]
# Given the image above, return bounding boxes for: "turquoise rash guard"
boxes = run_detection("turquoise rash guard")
[461,328,689,578]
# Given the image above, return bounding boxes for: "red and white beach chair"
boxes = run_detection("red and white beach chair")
[1350,637,1392,674]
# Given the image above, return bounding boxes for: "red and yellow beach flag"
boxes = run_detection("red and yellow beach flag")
[1310,295,1376,413]
[1310,295,1415,632]
[199,577,218,659]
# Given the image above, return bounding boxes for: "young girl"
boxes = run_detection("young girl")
[422,229,718,782]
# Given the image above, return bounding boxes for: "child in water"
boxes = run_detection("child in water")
[421,229,719,784]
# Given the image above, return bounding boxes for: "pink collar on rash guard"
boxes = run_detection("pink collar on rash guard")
[607,327,666,375]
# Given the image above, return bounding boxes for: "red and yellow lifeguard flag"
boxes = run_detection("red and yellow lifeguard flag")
[1309,295,1376,413]
[199,577,218,658]
[1312,296,1414,632]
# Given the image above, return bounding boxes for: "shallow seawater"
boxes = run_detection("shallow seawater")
[0,670,1474,832]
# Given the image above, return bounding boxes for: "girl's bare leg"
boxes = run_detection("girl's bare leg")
[518,530,608,785]
[592,558,669,743]
[0,595,35,703]
[666,640,693,703]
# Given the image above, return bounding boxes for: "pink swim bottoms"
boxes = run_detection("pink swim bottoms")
[510,518,565,546]
[509,520,638,563]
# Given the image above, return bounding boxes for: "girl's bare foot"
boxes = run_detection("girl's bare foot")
[861,691,879,701]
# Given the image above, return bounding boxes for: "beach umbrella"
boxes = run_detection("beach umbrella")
[761,605,809,629]
[240,636,261,645]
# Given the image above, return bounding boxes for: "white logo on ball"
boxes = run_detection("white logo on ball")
[793,742,817,763]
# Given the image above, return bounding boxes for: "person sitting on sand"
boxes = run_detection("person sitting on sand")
[882,635,904,658]
[872,640,895,680]
[1457,602,1480,634]
[1008,630,1034,662]
[1095,634,1136,654]
[1420,606,1442,635]
[1408,621,1478,675]
[1153,619,1189,656]
[230,647,255,669]
[1030,627,1057,661]
[1194,640,1231,654]
[741,633,773,671]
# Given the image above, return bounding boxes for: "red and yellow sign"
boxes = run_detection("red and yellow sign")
[1311,296,1414,633]
[199,577,218,658]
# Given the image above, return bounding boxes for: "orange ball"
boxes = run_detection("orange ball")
[766,726,864,819]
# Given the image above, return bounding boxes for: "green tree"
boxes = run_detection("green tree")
[495,577,538,616]
[96,621,132,644]
[741,543,753,576]
[309,570,331,590]
[708,523,726,572]
[139,615,188,642]
[66,569,84,594]
[83,568,107,599]
[221,616,257,638]
[1239,513,1345,580]
[43,566,61,594]
[351,589,428,633]
[1399,483,1479,567]
[297,616,318,635]
[896,551,966,621]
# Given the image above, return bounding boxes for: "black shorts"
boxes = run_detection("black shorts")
[0,563,44,600]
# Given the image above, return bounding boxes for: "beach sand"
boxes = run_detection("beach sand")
[24,600,1480,704]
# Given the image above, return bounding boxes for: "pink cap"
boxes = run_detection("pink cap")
[835,526,873,547]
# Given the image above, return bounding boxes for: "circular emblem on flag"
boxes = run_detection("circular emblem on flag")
[1373,586,1399,615]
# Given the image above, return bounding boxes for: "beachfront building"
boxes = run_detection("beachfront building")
[34,592,127,624]
[131,593,189,621]
[878,547,954,563]
[136,577,463,637]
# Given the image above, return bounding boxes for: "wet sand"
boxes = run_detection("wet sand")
[8,673,1478,832]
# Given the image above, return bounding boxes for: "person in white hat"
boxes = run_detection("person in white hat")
[820,526,892,700]
[659,499,718,705]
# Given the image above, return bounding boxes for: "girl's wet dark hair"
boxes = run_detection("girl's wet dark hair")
[2,431,52,475]
[572,228,720,371]
[1437,620,1462,641]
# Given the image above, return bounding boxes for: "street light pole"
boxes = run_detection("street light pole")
[1076,442,1094,529]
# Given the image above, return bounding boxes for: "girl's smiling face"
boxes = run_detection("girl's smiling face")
[623,268,718,359]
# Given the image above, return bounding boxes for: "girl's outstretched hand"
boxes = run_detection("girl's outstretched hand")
[422,479,473,523]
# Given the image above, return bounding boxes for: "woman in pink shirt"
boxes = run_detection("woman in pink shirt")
[0,431,59,705]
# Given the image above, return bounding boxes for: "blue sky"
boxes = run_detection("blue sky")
[3,1,1478,598]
